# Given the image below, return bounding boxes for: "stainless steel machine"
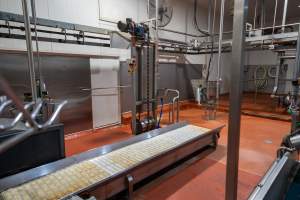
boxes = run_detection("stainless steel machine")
[249,132,300,200]
[118,19,158,135]
[0,124,65,178]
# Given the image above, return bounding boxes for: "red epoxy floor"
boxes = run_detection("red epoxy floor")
[65,107,290,200]
[65,125,132,156]
[135,159,260,200]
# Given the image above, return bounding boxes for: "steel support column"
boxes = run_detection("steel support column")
[207,0,212,35]
[21,0,37,102]
[30,0,42,92]
[216,0,225,101]
[281,0,288,33]
[154,0,159,108]
[206,0,212,80]
[294,27,300,83]
[131,47,137,135]
[291,25,300,132]
[260,0,265,35]
[225,0,248,200]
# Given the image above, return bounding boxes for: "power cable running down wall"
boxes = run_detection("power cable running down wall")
[206,0,217,82]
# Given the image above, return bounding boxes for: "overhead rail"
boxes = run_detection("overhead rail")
[1,12,300,55]
[0,11,109,35]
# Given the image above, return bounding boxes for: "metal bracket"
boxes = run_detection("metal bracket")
[212,132,219,148]
[126,174,134,200]
[61,28,67,43]
[5,20,11,37]
[77,31,85,44]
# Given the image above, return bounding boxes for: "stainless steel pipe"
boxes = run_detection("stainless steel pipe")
[216,0,225,102]
[282,0,288,33]
[21,0,37,102]
[165,89,180,123]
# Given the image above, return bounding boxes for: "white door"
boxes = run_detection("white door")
[90,58,121,129]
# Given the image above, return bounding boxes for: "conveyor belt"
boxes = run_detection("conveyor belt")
[0,123,223,200]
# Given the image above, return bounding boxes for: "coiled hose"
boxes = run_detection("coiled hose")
[254,66,268,90]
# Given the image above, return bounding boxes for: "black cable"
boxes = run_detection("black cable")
[206,32,215,81]
[193,0,210,36]
[193,0,212,81]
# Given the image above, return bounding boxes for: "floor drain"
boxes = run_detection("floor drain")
[264,139,273,144]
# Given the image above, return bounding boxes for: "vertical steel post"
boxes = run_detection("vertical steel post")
[176,98,179,122]
[154,0,159,105]
[21,0,37,102]
[260,0,265,34]
[206,0,212,80]
[253,0,257,29]
[131,47,137,135]
[295,25,300,98]
[281,0,288,33]
[152,45,157,122]
[207,0,212,34]
[216,0,225,101]
[30,0,42,94]
[291,25,300,132]
[225,0,248,200]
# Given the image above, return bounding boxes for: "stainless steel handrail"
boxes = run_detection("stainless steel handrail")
[164,89,180,124]
[43,100,67,127]
[0,102,35,131]
[80,85,131,91]
[0,75,67,154]
[0,100,12,114]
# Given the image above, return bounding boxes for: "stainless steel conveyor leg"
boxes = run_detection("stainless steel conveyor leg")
[164,89,180,124]
[126,174,134,200]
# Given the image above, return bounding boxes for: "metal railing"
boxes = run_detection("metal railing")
[164,89,180,124]
[0,76,67,154]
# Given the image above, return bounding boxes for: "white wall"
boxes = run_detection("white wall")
[0,0,211,64]
[0,0,100,26]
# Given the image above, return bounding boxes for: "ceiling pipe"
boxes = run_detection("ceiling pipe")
[216,0,225,101]
[21,0,37,102]
[282,0,289,33]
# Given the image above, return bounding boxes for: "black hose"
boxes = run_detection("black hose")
[193,0,210,36]
[206,36,214,81]
[192,0,212,80]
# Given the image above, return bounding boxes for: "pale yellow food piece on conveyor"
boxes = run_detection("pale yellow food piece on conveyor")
[1,161,110,200]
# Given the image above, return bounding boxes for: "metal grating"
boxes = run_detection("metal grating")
[0,125,210,200]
